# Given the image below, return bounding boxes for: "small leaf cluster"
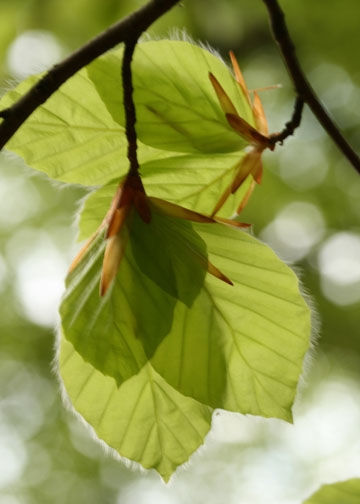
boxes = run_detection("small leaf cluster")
[0,40,311,480]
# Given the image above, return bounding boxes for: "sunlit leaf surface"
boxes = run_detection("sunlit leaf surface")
[77,152,250,242]
[60,201,212,384]
[60,229,176,385]
[2,35,311,481]
[1,0,360,499]
[1,40,252,191]
[0,69,174,186]
[62,212,311,423]
[60,336,212,482]
[152,222,311,420]
[87,40,254,154]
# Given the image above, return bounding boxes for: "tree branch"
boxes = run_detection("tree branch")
[262,0,360,174]
[0,0,180,150]
[122,38,139,175]
[270,96,304,146]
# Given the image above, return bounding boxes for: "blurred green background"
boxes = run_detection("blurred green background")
[1,1,360,503]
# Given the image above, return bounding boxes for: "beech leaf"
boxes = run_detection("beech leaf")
[59,336,212,482]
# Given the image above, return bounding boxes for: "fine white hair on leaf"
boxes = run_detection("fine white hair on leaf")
[52,326,215,483]
[279,260,321,416]
[249,234,320,417]
[52,327,148,476]
[139,29,230,72]
[0,79,21,98]
[71,188,98,243]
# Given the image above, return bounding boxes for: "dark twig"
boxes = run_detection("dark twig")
[262,0,360,174]
[0,0,180,150]
[269,96,304,146]
[122,39,139,174]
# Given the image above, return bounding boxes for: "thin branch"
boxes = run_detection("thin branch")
[0,0,180,150]
[270,96,304,146]
[262,0,360,174]
[122,38,139,174]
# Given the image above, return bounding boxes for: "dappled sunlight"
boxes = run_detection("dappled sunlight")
[260,201,325,262]
[0,427,27,489]
[0,358,55,438]
[0,358,51,495]
[0,253,7,294]
[309,63,360,128]
[286,378,360,473]
[317,232,360,306]
[100,356,360,503]
[0,0,360,502]
[119,480,182,504]
[67,417,106,461]
[6,30,64,79]
[0,170,43,229]
[277,139,329,190]
[6,228,69,327]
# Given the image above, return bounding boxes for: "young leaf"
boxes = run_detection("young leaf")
[59,191,311,478]
[0,67,175,186]
[1,40,259,216]
[60,227,177,385]
[61,229,146,383]
[86,40,255,154]
[77,152,251,243]
[61,189,222,384]
[303,479,360,504]
[59,336,212,482]
[64,197,311,421]
[151,222,311,420]
[129,201,209,306]
[141,152,251,218]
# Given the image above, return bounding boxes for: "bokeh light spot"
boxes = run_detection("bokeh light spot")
[0,171,42,229]
[318,232,360,305]
[260,202,325,262]
[6,228,68,327]
[0,432,27,488]
[6,30,64,78]
[278,140,328,190]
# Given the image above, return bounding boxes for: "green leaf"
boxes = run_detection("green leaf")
[141,152,250,217]
[0,67,174,186]
[130,201,208,308]
[151,223,311,420]
[77,151,249,241]
[59,335,212,481]
[60,200,209,383]
[60,228,176,385]
[303,479,360,504]
[63,201,311,421]
[1,39,251,213]
[87,40,254,154]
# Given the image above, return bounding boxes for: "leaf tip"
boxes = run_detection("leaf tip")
[207,260,233,286]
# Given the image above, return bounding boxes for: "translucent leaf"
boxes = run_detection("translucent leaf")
[1,40,252,212]
[141,152,250,217]
[60,230,153,384]
[129,201,208,307]
[60,183,310,480]
[86,40,254,154]
[77,152,250,241]
[303,479,360,504]
[60,205,209,384]
[151,223,311,420]
[0,68,174,186]
[59,336,212,481]
[63,205,311,421]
